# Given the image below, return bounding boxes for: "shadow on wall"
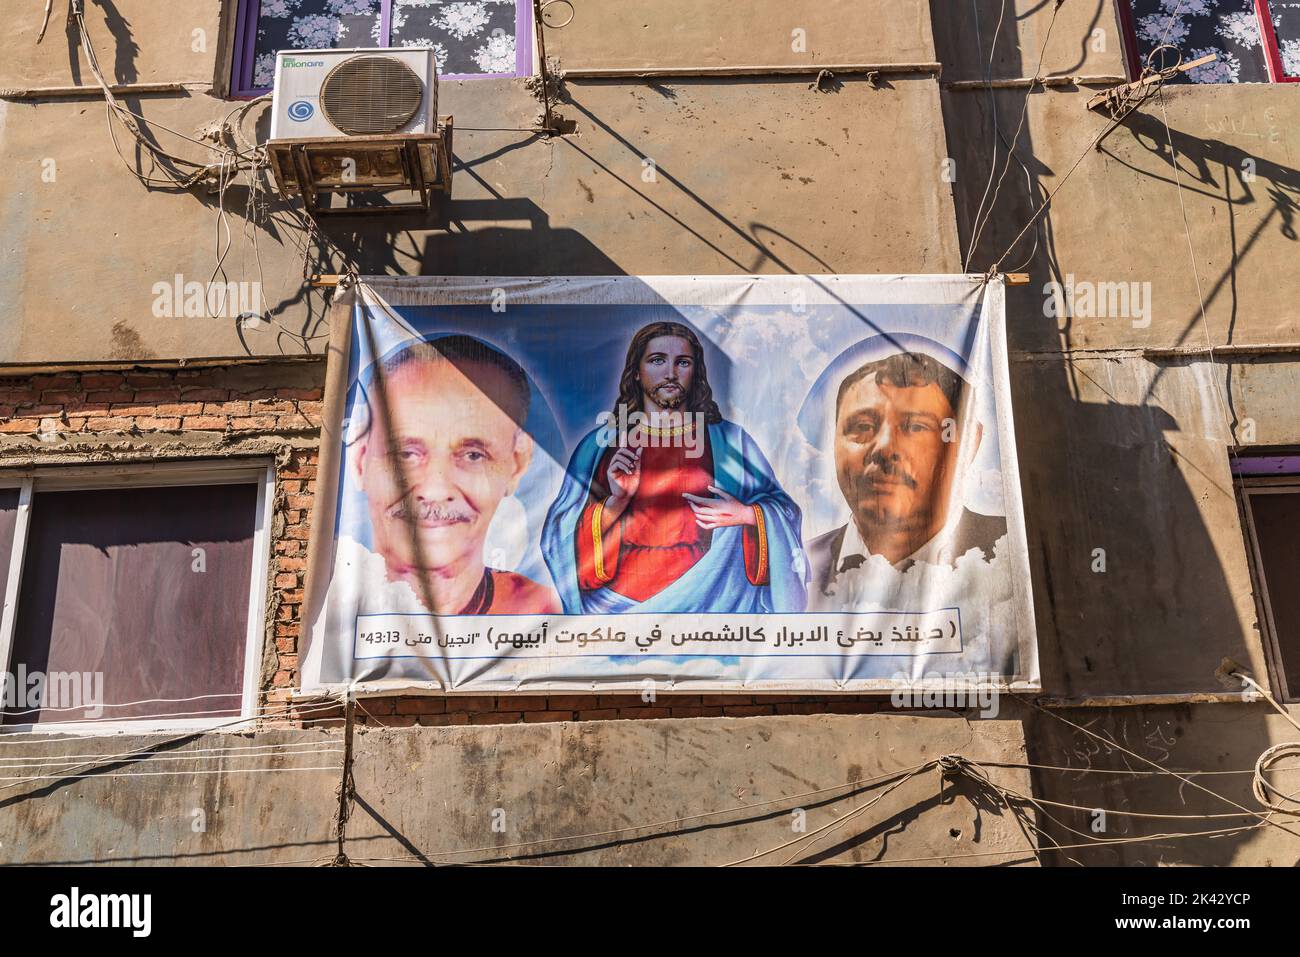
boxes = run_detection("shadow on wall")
[318,75,876,280]
[76,1,890,354]
[321,194,630,278]
[56,0,1293,865]
[1022,701,1300,866]
[932,0,1297,864]
[62,5,341,356]
[1100,109,1300,411]
[65,0,141,88]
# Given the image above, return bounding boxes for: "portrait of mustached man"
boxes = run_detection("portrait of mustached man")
[807,350,1006,604]
[353,335,560,615]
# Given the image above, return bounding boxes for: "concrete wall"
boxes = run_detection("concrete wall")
[933,0,1128,82]
[934,0,1300,867]
[0,714,1033,866]
[2,0,226,91]
[0,0,953,363]
[1022,702,1300,866]
[936,4,1300,701]
[544,0,937,69]
[0,0,1299,866]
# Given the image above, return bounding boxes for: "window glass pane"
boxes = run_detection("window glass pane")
[390,0,522,75]
[251,0,385,88]
[1129,0,1271,83]
[3,483,258,725]
[1266,0,1300,77]
[1249,489,1300,696]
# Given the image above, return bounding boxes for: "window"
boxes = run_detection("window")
[1236,454,1300,702]
[0,462,274,732]
[231,0,533,97]
[1118,0,1300,83]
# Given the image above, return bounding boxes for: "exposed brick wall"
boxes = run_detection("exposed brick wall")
[298,693,895,729]
[0,363,903,729]
[0,367,323,437]
[0,363,322,715]
[268,447,316,697]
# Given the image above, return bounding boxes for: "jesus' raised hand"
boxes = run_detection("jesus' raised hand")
[683,486,758,530]
[606,446,643,504]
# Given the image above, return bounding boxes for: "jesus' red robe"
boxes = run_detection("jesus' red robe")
[575,432,769,602]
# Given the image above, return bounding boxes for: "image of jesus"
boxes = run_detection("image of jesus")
[543,320,806,614]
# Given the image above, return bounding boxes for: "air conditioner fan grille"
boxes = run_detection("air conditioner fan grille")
[320,55,424,135]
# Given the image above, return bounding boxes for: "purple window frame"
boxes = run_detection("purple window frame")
[1232,455,1300,476]
[230,0,534,99]
[1116,0,1300,83]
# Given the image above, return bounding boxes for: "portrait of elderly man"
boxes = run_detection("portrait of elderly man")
[344,334,561,616]
[806,347,1007,601]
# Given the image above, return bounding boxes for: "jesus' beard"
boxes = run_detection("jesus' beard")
[647,382,685,410]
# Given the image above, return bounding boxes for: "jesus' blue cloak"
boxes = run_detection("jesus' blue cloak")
[542,420,808,614]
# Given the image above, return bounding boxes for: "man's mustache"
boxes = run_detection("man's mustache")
[650,380,685,407]
[387,498,475,524]
[861,455,919,490]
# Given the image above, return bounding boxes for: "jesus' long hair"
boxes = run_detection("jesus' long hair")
[612,320,723,425]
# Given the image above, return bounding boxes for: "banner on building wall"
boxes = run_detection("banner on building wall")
[300,275,1038,694]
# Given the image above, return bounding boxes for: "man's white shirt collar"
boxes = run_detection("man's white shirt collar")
[839,510,963,571]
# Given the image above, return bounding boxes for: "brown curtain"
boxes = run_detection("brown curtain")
[1250,490,1300,696]
[4,483,258,724]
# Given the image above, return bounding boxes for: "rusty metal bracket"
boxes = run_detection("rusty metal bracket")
[266,119,454,217]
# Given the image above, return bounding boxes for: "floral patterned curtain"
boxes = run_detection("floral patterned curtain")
[249,0,522,88]
[1267,0,1300,76]
[390,1,520,75]
[252,0,383,87]
[1129,0,1271,82]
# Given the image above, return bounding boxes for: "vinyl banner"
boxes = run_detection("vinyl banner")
[301,275,1038,694]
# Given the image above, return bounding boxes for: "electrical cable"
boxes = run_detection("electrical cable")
[0,697,346,793]
[308,752,1286,868]
[767,751,1284,867]
[965,0,1062,272]
[0,741,344,771]
[0,690,243,718]
[716,764,926,866]
[1215,670,1300,815]
[0,748,343,774]
[409,763,931,861]
[816,821,1267,866]
[985,36,1204,277]
[72,7,340,351]
[0,697,344,746]
[957,760,1253,863]
[1,701,315,730]
[0,765,342,782]
[771,766,930,865]
[962,0,1011,274]
[980,758,1300,776]
[74,3,228,189]
[1027,699,1300,839]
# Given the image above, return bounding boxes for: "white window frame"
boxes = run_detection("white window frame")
[0,459,276,735]
[1238,475,1300,703]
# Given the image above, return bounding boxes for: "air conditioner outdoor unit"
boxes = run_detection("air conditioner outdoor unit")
[266,47,452,215]
[270,47,438,139]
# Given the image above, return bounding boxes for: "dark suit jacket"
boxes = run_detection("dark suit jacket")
[807,509,1008,597]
